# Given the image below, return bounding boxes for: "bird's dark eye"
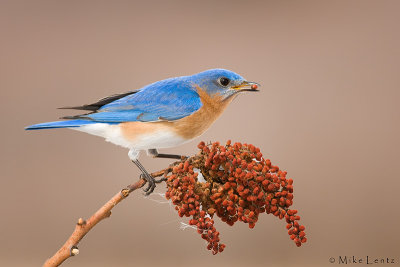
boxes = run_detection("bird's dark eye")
[219,77,230,87]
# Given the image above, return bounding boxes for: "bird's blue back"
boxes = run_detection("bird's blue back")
[79,77,202,123]
[26,68,245,130]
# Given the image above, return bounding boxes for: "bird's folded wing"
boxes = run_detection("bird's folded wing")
[65,79,202,123]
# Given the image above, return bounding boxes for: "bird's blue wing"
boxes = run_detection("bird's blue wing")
[77,78,202,123]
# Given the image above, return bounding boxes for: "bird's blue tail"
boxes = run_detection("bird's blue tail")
[25,119,98,130]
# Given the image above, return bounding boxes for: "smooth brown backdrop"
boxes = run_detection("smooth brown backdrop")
[1,1,399,266]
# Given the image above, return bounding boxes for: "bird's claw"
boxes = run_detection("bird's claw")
[140,173,155,195]
[140,174,166,195]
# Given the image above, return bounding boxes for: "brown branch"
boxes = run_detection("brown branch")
[43,168,170,267]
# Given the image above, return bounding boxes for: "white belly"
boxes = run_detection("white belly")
[73,123,188,152]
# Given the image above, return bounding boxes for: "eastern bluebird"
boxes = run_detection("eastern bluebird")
[26,69,259,194]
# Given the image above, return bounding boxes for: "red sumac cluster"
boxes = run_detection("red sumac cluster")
[165,141,306,254]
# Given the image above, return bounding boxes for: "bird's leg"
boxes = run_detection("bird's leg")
[131,159,165,195]
[147,148,187,160]
[129,149,165,195]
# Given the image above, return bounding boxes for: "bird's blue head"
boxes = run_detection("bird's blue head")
[187,69,259,99]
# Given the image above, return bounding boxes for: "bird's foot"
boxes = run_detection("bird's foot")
[140,173,166,195]
[147,149,188,160]
[140,173,155,195]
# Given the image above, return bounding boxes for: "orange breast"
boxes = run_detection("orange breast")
[121,86,233,142]
[170,86,233,140]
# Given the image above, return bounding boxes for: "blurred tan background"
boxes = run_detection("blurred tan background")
[1,0,399,266]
